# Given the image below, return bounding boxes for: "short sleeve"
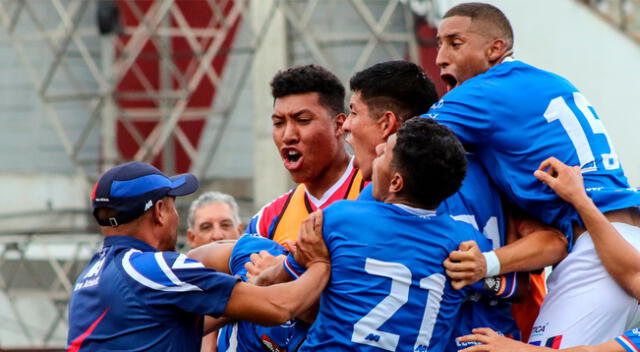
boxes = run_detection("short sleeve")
[616,329,640,352]
[245,215,261,236]
[283,253,306,279]
[121,250,239,317]
[244,191,293,239]
[229,235,287,280]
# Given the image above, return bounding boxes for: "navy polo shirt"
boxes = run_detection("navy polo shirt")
[67,236,239,351]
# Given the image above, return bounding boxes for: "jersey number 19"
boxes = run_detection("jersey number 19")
[544,92,619,172]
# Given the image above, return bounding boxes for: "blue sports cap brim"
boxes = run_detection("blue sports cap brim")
[167,173,198,197]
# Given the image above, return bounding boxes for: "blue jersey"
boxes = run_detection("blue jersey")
[357,157,519,348]
[423,59,640,245]
[438,154,506,250]
[291,200,492,352]
[616,328,640,352]
[67,236,238,352]
[438,156,521,349]
[218,235,309,352]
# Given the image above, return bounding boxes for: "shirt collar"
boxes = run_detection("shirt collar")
[392,203,436,218]
[103,235,157,252]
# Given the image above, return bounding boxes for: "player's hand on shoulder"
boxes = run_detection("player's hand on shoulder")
[534,157,588,206]
[457,328,535,352]
[443,240,485,290]
[294,210,330,268]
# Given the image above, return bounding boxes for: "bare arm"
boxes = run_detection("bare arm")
[203,315,232,334]
[534,157,640,300]
[222,262,329,325]
[200,330,217,352]
[187,241,236,274]
[444,211,567,289]
[494,212,568,274]
[222,211,330,326]
[458,327,622,352]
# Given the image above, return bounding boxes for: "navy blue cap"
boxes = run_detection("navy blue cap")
[91,161,199,227]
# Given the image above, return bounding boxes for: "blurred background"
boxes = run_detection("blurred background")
[0,0,638,349]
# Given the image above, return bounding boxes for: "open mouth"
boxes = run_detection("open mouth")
[441,73,458,92]
[281,148,303,171]
[285,150,302,163]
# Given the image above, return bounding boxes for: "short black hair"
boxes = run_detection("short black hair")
[393,117,467,209]
[270,64,345,115]
[349,60,439,123]
[444,2,514,51]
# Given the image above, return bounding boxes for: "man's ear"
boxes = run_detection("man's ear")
[334,113,346,137]
[152,199,167,226]
[487,38,508,63]
[389,171,404,194]
[378,111,400,139]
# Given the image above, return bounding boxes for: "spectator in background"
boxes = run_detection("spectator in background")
[186,191,244,351]
[187,191,243,248]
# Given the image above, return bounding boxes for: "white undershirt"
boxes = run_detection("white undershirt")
[305,158,354,208]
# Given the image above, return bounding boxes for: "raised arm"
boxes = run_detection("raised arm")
[534,156,640,300]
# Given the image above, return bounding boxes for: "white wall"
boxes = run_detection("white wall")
[0,174,91,234]
[436,0,640,186]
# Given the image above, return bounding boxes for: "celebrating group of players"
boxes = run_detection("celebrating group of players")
[67,2,640,352]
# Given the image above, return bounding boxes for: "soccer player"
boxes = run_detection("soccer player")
[207,64,364,351]
[67,162,330,351]
[285,117,493,351]
[456,158,640,352]
[247,64,365,245]
[187,191,242,248]
[534,157,640,300]
[345,60,564,345]
[424,2,640,346]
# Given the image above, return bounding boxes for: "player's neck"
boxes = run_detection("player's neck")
[384,194,435,211]
[304,152,351,200]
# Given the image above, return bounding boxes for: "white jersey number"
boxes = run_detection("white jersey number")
[544,92,619,172]
[351,258,445,351]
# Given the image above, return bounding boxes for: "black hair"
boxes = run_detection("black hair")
[349,60,439,123]
[270,64,345,115]
[393,117,467,209]
[443,2,514,50]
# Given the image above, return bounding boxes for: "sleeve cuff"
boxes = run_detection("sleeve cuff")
[283,253,306,279]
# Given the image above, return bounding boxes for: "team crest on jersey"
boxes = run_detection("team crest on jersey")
[261,334,286,352]
[632,328,640,336]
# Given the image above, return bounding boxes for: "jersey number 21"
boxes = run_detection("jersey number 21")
[351,258,445,352]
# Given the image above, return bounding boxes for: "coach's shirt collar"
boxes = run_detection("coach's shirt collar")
[103,235,157,252]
